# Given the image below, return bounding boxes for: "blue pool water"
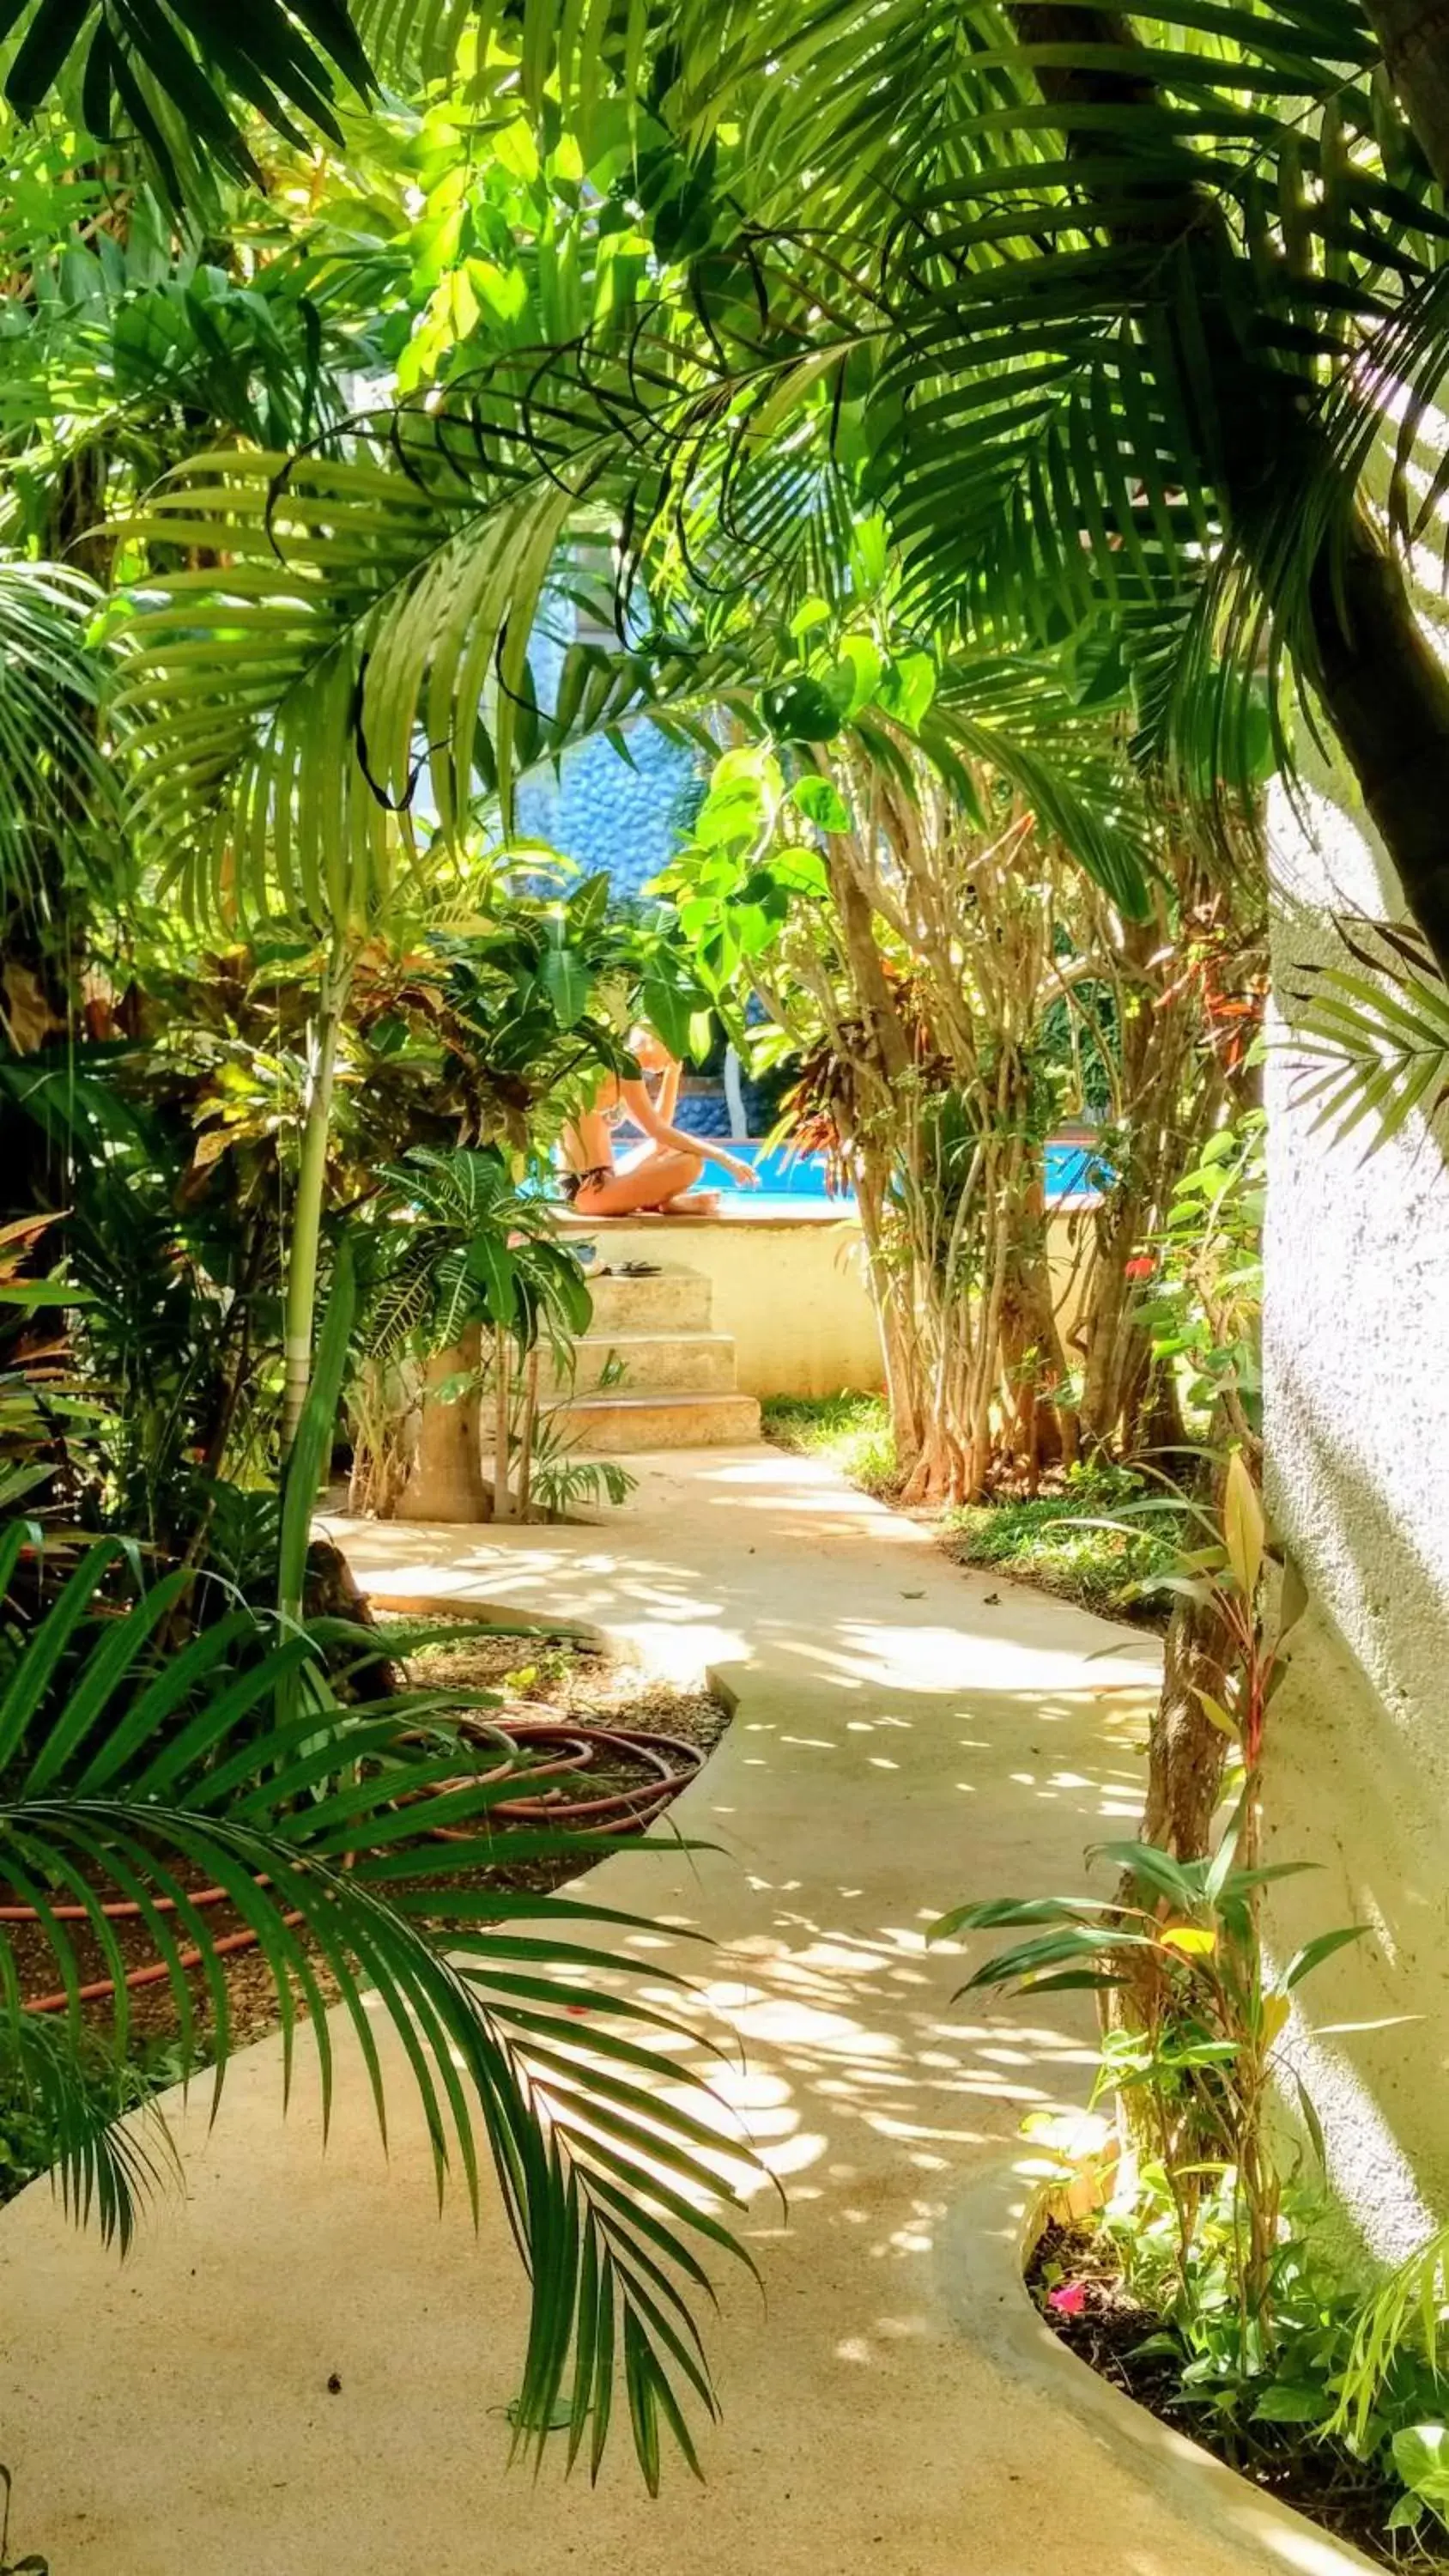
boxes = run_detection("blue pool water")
[1046,1139,1104,1197]
[699,1145,845,1199]
[697,1139,1104,1203]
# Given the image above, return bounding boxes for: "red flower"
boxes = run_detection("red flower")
[1048,2281,1088,2317]
[1123,1255,1155,1282]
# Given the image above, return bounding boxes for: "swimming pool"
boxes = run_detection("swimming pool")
[695,1138,1105,1202]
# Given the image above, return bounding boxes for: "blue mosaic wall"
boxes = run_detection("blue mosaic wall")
[516,618,702,898]
[515,723,700,900]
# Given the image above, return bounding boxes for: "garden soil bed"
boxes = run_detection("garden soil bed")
[1028,2220,1446,2572]
[9,1623,730,2056]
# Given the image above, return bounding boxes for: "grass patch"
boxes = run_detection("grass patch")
[760,1392,900,1497]
[943,1465,1177,1623]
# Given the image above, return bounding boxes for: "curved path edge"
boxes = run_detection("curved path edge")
[942,2163,1377,2576]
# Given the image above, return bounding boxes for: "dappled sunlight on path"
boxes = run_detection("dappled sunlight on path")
[0,1449,1348,2573]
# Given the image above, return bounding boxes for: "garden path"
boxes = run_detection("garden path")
[0,1449,1367,2573]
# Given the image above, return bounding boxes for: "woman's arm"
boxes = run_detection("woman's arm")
[655,1054,682,1121]
[618,1078,707,1157]
[619,1078,759,1184]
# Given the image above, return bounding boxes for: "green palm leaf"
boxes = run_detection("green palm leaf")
[2,0,374,194]
[0,1528,750,2483]
[0,557,112,918]
[114,433,731,931]
[1290,915,1449,1155]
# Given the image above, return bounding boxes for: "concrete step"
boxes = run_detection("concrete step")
[546,1389,761,1454]
[582,1265,712,1334]
[549,1330,738,1397]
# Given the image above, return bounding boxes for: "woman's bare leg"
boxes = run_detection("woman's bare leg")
[573,1147,708,1217]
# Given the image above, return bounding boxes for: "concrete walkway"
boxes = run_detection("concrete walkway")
[0,1450,1360,2573]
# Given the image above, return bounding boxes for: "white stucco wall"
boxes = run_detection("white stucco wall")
[570,1208,1094,1402]
[568,1212,885,1398]
[1264,723,1449,2253]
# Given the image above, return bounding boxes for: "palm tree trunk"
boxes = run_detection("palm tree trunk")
[1361,0,1449,186]
[1304,524,1449,973]
[1010,3,1449,980]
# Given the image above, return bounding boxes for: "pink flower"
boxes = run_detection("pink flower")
[1048,2281,1088,2317]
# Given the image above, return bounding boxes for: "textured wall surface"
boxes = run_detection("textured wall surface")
[1264,747,1449,2254]
[515,626,701,899]
[567,1214,885,1399]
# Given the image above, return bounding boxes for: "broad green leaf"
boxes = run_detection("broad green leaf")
[789,775,851,833]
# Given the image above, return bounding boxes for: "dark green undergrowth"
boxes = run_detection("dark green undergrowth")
[0,2036,195,2218]
[942,1465,1178,1624]
[762,1398,1175,1621]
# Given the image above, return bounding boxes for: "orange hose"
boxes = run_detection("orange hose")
[0,1886,236,1923]
[25,1915,306,2016]
[14,1722,702,2018]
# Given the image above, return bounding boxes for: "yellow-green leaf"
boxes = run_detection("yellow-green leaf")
[1223,1449,1264,1601]
[1261,1991,1291,2046]
[1193,1688,1240,1741]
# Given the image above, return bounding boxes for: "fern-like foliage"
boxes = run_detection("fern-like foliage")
[0,1521,749,2483]
[0,559,112,919]
[1291,915,1449,1157]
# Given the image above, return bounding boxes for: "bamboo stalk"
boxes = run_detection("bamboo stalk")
[492,1330,515,1522]
[516,1346,540,1522]
[281,940,351,1456]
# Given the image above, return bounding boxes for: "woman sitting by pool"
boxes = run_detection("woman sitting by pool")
[561,1027,760,1218]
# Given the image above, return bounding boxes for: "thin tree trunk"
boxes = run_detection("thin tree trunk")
[516,1346,540,1522]
[966,1151,1014,1498]
[1077,1186,1144,1449]
[1109,1584,1229,2154]
[1122,1343,1191,1465]
[1139,1588,1229,1861]
[864,1206,922,1462]
[492,1332,515,1522]
[998,1170,1076,1484]
[831,866,913,1082]
[281,944,349,1455]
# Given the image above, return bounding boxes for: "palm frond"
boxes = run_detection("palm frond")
[0,557,112,918]
[1,0,373,196]
[927,650,1155,913]
[114,425,733,933]
[0,1523,749,2482]
[1289,914,1449,1157]
[0,2009,180,2254]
